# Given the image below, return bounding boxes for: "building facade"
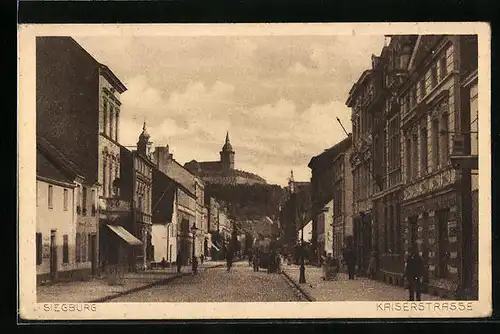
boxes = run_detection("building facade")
[346,68,379,274]
[397,35,478,298]
[194,177,206,259]
[331,141,354,260]
[309,138,352,264]
[153,145,197,265]
[36,37,138,275]
[119,124,156,270]
[36,137,100,284]
[348,35,479,299]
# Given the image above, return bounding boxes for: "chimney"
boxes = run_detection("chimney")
[153,146,173,172]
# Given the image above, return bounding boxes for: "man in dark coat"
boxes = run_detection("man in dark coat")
[404,244,425,301]
[344,246,357,280]
[176,252,182,273]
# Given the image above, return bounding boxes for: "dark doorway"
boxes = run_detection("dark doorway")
[50,229,57,281]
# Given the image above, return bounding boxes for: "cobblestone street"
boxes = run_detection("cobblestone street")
[110,261,299,302]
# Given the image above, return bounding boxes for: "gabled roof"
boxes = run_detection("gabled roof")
[99,64,127,94]
[308,136,352,169]
[346,70,373,107]
[167,159,197,197]
[37,136,85,183]
[152,169,176,224]
[37,150,75,185]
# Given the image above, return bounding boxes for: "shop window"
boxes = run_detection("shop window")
[63,234,69,264]
[36,232,42,265]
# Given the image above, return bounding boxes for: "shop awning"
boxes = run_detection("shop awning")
[106,224,143,246]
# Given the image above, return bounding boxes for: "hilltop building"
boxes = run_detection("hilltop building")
[185,132,267,186]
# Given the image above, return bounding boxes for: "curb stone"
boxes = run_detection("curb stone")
[280,270,315,302]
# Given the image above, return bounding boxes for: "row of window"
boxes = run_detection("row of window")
[405,113,449,182]
[76,185,97,216]
[36,232,93,265]
[103,157,120,198]
[102,97,120,142]
[402,53,450,114]
[353,165,372,201]
[37,184,96,216]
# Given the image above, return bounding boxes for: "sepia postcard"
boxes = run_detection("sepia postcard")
[18,22,492,320]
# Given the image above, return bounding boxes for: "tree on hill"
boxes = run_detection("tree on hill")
[205,183,285,222]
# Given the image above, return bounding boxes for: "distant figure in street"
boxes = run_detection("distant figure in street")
[253,251,259,272]
[200,254,204,264]
[344,246,357,280]
[404,244,425,301]
[160,257,167,269]
[226,251,233,272]
[176,252,182,273]
[192,256,198,275]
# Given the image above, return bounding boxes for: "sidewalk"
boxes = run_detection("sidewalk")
[37,261,225,303]
[281,265,444,302]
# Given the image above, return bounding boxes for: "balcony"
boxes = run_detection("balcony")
[99,197,131,221]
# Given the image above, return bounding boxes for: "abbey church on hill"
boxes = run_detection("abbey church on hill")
[184,132,267,186]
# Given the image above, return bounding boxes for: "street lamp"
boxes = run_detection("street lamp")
[191,223,198,274]
[299,212,307,284]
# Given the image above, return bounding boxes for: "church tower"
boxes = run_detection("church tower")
[220,131,235,171]
[137,122,152,157]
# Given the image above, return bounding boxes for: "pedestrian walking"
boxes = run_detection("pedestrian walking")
[344,246,357,280]
[403,244,425,301]
[200,254,204,264]
[226,251,233,272]
[176,252,182,273]
[253,252,259,272]
[192,256,198,275]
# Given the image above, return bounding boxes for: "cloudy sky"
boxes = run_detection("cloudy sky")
[75,34,385,186]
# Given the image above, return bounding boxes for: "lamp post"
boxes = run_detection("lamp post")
[191,223,198,274]
[299,212,306,284]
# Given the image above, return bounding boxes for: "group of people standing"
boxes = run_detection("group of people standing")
[321,243,424,301]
